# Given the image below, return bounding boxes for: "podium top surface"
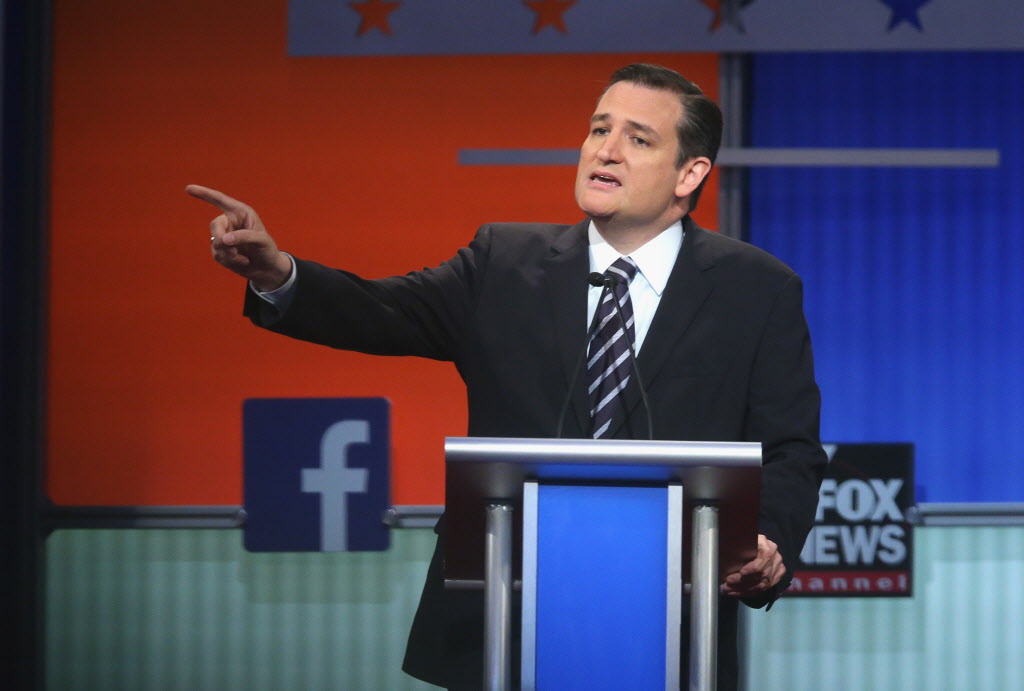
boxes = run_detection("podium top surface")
[446,437,762,467]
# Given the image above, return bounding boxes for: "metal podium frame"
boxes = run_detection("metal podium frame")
[444,437,762,691]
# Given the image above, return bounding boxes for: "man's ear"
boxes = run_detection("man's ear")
[675,156,712,200]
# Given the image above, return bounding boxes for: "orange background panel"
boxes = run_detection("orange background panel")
[47,0,719,506]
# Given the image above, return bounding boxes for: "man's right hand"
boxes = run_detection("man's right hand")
[186,184,293,292]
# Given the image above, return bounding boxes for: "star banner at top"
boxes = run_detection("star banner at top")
[290,0,1024,56]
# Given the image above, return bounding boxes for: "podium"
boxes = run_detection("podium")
[445,437,761,691]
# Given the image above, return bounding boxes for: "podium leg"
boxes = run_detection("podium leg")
[484,503,513,691]
[689,504,719,691]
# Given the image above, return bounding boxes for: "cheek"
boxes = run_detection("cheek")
[573,170,587,199]
[574,173,592,208]
[575,155,597,191]
[651,167,682,198]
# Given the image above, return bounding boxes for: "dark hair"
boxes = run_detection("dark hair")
[606,63,723,212]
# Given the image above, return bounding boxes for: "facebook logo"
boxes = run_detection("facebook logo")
[243,398,390,552]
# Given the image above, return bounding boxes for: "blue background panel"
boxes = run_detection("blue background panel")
[535,485,668,689]
[748,52,1024,503]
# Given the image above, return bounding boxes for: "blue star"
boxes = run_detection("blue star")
[879,0,932,32]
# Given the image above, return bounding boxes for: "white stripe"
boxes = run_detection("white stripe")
[601,288,633,310]
[594,309,618,334]
[588,350,631,394]
[609,258,637,276]
[591,302,634,344]
[592,419,611,439]
[601,287,635,313]
[607,265,631,282]
[587,328,626,369]
[593,375,631,413]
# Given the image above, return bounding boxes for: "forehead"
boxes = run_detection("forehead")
[592,81,683,136]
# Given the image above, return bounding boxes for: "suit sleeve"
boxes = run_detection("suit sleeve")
[744,273,827,607]
[242,226,494,362]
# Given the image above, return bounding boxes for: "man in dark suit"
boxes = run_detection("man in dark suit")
[189,63,825,689]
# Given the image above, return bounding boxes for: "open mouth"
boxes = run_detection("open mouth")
[590,173,621,187]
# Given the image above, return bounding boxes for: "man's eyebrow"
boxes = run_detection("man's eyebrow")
[589,113,659,139]
[625,120,658,138]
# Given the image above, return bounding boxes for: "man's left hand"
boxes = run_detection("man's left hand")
[721,534,785,597]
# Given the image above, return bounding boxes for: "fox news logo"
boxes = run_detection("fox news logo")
[243,398,390,552]
[801,477,907,565]
[792,443,914,596]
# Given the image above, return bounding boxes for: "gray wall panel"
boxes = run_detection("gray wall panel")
[744,526,1024,690]
[48,526,1023,689]
[46,529,437,691]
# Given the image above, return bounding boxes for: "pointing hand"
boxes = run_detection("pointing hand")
[187,184,292,292]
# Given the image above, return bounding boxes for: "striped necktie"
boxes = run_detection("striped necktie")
[588,256,639,439]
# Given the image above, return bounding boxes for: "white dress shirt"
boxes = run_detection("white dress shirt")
[587,220,684,353]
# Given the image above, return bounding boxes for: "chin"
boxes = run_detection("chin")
[576,196,612,220]
[579,206,610,221]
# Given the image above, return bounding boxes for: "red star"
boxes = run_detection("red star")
[524,0,576,35]
[699,0,749,33]
[348,0,401,37]
[700,0,723,32]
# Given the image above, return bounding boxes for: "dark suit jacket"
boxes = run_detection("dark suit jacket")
[245,216,826,689]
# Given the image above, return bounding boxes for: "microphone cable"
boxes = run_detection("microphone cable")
[554,273,612,438]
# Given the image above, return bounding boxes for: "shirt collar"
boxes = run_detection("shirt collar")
[587,220,684,296]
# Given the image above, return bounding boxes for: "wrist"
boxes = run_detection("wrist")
[252,252,292,292]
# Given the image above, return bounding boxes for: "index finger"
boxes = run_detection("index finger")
[185,184,248,215]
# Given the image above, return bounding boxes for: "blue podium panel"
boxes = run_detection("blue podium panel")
[243,397,390,552]
[535,485,668,689]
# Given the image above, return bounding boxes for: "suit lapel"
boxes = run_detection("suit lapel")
[613,218,717,438]
[543,220,592,436]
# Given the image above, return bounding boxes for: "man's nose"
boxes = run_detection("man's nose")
[597,135,622,163]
